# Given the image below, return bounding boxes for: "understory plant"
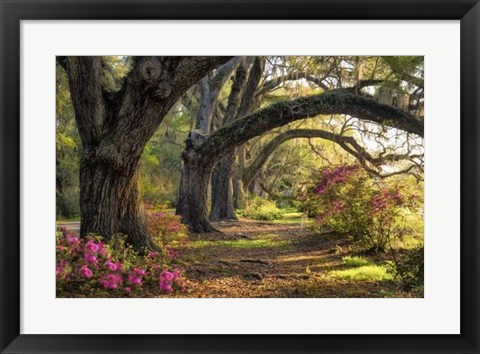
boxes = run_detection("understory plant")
[238,196,283,221]
[387,246,424,291]
[304,165,422,252]
[56,205,188,297]
[145,203,188,249]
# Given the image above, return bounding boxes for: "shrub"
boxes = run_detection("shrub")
[304,165,422,252]
[56,227,187,297]
[387,246,424,291]
[238,197,283,221]
[145,204,188,248]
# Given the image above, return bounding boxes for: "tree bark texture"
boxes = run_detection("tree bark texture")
[176,151,216,232]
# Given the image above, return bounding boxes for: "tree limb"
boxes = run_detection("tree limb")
[197,89,424,165]
[242,128,422,188]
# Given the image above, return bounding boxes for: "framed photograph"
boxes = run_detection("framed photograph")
[1,0,479,353]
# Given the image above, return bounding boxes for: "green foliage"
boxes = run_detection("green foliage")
[387,246,424,291]
[56,188,80,219]
[56,64,81,219]
[238,196,283,221]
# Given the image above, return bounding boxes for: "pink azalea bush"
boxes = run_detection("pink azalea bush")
[56,213,187,297]
[303,165,421,252]
[145,204,188,248]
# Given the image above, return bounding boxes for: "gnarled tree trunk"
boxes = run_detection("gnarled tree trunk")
[176,149,216,232]
[79,157,149,249]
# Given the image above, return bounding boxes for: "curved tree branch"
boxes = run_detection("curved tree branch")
[242,128,422,188]
[257,71,329,95]
[197,89,424,164]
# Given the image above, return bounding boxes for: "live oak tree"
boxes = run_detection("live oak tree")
[62,56,231,249]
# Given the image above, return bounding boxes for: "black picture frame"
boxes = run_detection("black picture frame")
[1,0,479,353]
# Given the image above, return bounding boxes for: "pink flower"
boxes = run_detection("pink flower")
[127,269,145,287]
[147,251,158,258]
[127,274,142,286]
[66,234,79,245]
[159,279,173,293]
[124,287,132,294]
[167,248,179,260]
[79,265,93,278]
[104,260,118,271]
[97,242,107,256]
[56,264,64,276]
[133,268,146,276]
[99,273,123,289]
[161,270,174,282]
[85,240,99,253]
[84,254,98,264]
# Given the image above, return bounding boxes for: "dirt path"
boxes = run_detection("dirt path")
[175,219,403,298]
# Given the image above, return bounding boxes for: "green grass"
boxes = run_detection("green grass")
[190,235,289,250]
[342,256,371,268]
[331,265,393,282]
[271,207,313,225]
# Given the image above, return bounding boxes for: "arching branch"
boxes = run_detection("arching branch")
[242,128,422,188]
[197,89,424,164]
[256,71,329,95]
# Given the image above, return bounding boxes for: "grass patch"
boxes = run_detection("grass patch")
[190,236,289,250]
[272,207,313,225]
[331,265,393,282]
[342,256,371,268]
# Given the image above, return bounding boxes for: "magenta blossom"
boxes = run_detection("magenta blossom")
[85,240,100,253]
[84,254,98,264]
[99,273,123,289]
[161,270,174,282]
[147,251,158,258]
[104,260,118,271]
[127,274,142,286]
[167,248,179,260]
[159,281,173,293]
[79,265,93,278]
